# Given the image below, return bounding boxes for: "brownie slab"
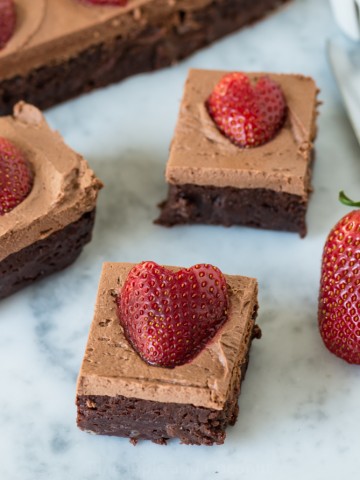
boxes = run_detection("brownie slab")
[0,0,290,114]
[0,103,102,298]
[157,69,319,237]
[76,262,260,445]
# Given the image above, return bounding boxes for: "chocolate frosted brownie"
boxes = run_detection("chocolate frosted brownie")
[76,262,260,445]
[157,69,319,237]
[0,0,289,114]
[0,102,102,299]
[0,210,95,299]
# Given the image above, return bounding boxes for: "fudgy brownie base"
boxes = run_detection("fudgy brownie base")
[156,184,308,237]
[0,209,96,299]
[0,0,289,115]
[76,321,261,446]
[77,355,247,446]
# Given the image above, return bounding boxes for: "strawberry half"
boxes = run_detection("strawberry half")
[207,72,286,148]
[0,137,33,215]
[0,0,16,50]
[318,192,360,364]
[117,261,229,368]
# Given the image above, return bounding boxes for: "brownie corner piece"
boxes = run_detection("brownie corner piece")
[0,103,102,299]
[76,262,260,445]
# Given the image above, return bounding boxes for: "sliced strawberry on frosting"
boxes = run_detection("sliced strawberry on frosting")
[207,72,287,148]
[117,261,229,368]
[0,137,33,215]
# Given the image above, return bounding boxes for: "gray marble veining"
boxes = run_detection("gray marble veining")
[1,0,360,478]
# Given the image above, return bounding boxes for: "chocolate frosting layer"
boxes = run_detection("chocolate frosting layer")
[76,262,258,410]
[0,102,102,262]
[166,69,319,197]
[0,0,214,79]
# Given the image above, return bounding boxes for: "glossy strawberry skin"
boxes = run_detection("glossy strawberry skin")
[207,72,286,148]
[318,210,360,364]
[117,261,229,368]
[0,137,33,215]
[0,0,16,49]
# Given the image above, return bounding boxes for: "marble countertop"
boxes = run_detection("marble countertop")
[1,0,360,478]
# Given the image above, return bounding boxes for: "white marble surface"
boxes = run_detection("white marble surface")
[1,0,360,478]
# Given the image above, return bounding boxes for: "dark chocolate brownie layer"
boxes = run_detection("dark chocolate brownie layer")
[0,209,96,299]
[77,354,248,446]
[76,321,261,446]
[0,0,289,115]
[157,184,309,237]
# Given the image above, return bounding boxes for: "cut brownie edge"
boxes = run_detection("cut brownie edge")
[0,0,290,115]
[76,352,249,446]
[156,184,309,237]
[76,313,260,446]
[0,209,96,299]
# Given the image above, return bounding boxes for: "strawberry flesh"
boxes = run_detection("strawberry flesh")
[207,72,286,148]
[319,210,360,364]
[0,0,16,50]
[117,261,229,368]
[0,137,33,215]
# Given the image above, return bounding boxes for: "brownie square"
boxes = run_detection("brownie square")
[0,103,102,299]
[76,262,260,445]
[157,69,319,237]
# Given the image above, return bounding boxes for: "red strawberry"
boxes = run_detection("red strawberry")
[207,72,286,148]
[117,261,229,368]
[0,0,16,50]
[79,0,127,5]
[318,192,360,364]
[0,137,33,215]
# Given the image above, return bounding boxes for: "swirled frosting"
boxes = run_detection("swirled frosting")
[166,69,319,197]
[76,262,258,410]
[0,102,102,262]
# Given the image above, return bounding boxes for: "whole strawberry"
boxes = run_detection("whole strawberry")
[0,137,33,215]
[117,261,229,368]
[207,72,286,148]
[0,0,16,49]
[318,192,360,364]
